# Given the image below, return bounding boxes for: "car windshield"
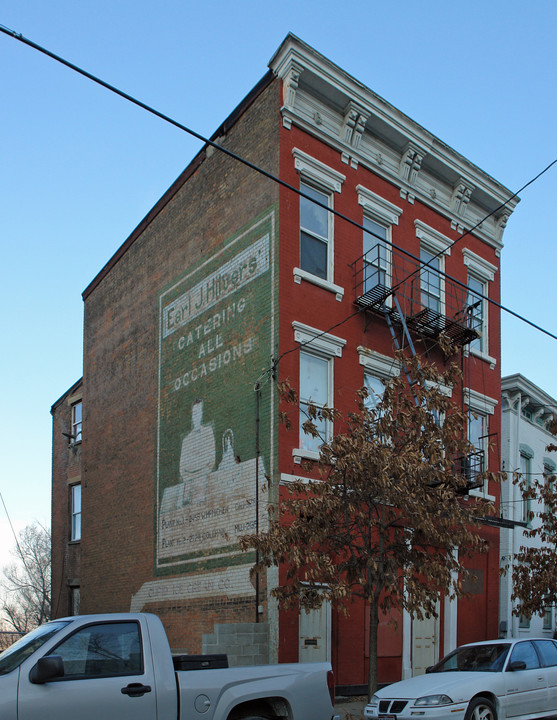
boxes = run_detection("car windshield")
[431,644,511,673]
[0,622,70,675]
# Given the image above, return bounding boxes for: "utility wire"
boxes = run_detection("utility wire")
[2,24,557,345]
[0,491,32,577]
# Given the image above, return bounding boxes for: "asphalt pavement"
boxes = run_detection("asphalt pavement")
[334,696,367,719]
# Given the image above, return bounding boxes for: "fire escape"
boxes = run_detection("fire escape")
[351,241,484,493]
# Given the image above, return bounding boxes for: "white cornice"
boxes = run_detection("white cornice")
[269,34,518,250]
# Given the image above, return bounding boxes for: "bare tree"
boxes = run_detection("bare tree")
[242,355,497,698]
[1,522,51,633]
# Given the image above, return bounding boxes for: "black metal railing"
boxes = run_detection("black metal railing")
[352,243,480,347]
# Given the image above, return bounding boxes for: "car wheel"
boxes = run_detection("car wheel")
[465,697,497,720]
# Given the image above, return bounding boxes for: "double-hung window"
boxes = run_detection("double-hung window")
[363,373,385,413]
[293,321,346,461]
[293,149,345,295]
[357,186,401,302]
[71,401,82,444]
[464,387,497,496]
[71,483,81,542]
[300,181,331,280]
[415,221,452,318]
[420,247,442,313]
[363,217,389,295]
[520,451,532,524]
[462,249,497,361]
[299,350,331,453]
[467,274,485,353]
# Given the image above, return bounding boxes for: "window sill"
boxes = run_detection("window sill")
[293,267,344,301]
[466,347,497,369]
[468,489,496,502]
[292,447,320,464]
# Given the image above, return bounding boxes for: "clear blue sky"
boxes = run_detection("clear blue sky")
[1,0,556,566]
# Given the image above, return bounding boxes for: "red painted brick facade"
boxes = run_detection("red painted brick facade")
[52,35,516,688]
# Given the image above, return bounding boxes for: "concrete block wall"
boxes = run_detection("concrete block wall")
[203,622,270,666]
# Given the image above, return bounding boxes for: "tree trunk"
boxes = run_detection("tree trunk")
[367,598,380,700]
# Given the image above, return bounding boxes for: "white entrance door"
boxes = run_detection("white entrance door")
[299,599,331,663]
[412,614,438,675]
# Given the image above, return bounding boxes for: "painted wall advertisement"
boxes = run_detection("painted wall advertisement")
[154,210,275,586]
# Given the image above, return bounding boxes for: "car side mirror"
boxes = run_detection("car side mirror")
[29,655,64,684]
[507,660,527,672]
[425,665,434,674]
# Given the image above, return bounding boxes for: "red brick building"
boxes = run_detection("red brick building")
[51,34,517,690]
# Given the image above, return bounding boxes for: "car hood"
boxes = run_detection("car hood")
[375,671,500,703]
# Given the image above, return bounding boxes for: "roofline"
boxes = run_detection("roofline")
[51,377,83,414]
[502,373,557,409]
[82,69,274,301]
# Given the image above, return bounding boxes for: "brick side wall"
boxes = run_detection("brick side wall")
[80,79,280,652]
[51,382,82,617]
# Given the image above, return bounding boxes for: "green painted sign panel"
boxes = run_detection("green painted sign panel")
[154,209,276,582]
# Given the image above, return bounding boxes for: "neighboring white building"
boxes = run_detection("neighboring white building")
[500,374,557,638]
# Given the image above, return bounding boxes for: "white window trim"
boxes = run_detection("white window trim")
[357,347,400,380]
[293,148,346,193]
[71,483,82,542]
[294,148,345,289]
[464,388,498,416]
[462,249,497,282]
[415,220,453,256]
[464,388,497,500]
[415,221,452,317]
[462,250,497,366]
[357,185,403,226]
[293,323,345,463]
[293,321,346,357]
[293,266,344,301]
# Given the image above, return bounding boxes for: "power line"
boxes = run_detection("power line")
[0,491,32,577]
[2,24,557,346]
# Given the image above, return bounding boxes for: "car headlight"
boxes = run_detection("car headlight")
[366,694,379,708]
[415,694,453,706]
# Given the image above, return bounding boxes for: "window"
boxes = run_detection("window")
[299,351,331,453]
[292,321,346,460]
[535,639,557,663]
[543,608,553,631]
[293,148,345,292]
[300,181,331,280]
[414,222,452,318]
[467,274,485,353]
[364,373,385,412]
[520,453,532,524]
[462,249,497,360]
[467,411,486,486]
[71,484,81,541]
[420,246,442,314]
[357,186,401,300]
[464,388,497,496]
[49,622,142,678]
[509,641,538,668]
[363,217,389,295]
[71,401,82,444]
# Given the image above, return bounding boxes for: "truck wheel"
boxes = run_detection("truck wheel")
[465,697,497,720]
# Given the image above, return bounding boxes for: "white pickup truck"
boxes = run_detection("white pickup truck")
[0,612,337,720]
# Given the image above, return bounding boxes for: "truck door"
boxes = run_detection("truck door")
[18,621,158,720]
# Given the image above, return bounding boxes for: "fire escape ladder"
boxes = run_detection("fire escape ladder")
[382,293,420,407]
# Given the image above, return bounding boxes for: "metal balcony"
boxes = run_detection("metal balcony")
[352,243,480,347]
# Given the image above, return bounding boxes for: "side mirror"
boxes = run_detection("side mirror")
[29,655,64,684]
[425,665,434,674]
[507,660,527,672]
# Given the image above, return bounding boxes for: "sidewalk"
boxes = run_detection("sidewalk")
[334,696,367,720]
